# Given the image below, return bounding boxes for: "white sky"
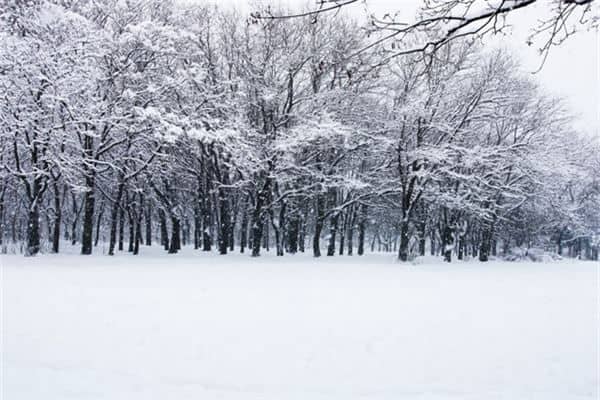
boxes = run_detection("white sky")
[213,0,598,137]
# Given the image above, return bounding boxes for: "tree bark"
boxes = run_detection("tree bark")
[158,208,168,251]
[80,178,95,255]
[327,212,339,256]
[251,180,270,257]
[118,202,125,251]
[398,221,410,261]
[357,204,367,256]
[313,194,325,257]
[443,225,453,262]
[169,216,181,254]
[51,182,61,254]
[94,202,104,247]
[145,201,152,246]
[217,187,230,255]
[25,201,41,256]
[287,214,299,254]
[240,207,248,254]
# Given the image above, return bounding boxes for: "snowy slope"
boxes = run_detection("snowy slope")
[1,249,598,399]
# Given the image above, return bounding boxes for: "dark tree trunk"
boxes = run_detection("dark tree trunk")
[169,216,181,254]
[313,194,325,257]
[398,221,410,261]
[313,220,323,257]
[158,208,168,251]
[145,201,152,246]
[71,193,79,246]
[194,206,201,250]
[240,208,248,254]
[80,174,96,255]
[251,215,263,257]
[128,208,135,253]
[298,214,306,253]
[287,214,299,254]
[273,201,286,256]
[458,234,465,260]
[251,180,270,257]
[182,218,189,247]
[25,202,41,256]
[347,222,354,256]
[201,183,212,252]
[94,202,104,247]
[0,189,4,252]
[218,187,230,255]
[557,228,563,256]
[479,224,494,262]
[11,211,18,244]
[357,204,367,256]
[327,212,339,256]
[443,225,453,263]
[263,222,269,251]
[338,211,347,256]
[229,197,237,252]
[133,207,142,255]
[51,182,61,254]
[202,210,212,251]
[417,215,426,257]
[118,203,125,251]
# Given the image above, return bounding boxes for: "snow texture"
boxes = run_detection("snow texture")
[1,249,598,400]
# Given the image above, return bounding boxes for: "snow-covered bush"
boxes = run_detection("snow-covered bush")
[503,247,563,262]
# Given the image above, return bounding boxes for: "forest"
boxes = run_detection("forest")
[1,0,599,261]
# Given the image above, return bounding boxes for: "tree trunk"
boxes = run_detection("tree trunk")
[313,194,324,257]
[217,187,230,255]
[51,183,61,254]
[287,214,299,254]
[0,189,4,253]
[25,202,41,256]
[327,212,339,256]
[479,226,492,262]
[240,208,248,254]
[557,228,564,255]
[80,176,95,255]
[128,208,135,253]
[158,208,168,251]
[263,222,269,251]
[194,206,201,250]
[201,184,212,252]
[347,221,354,256]
[71,193,79,246]
[169,216,181,254]
[357,204,367,256]
[145,201,152,246]
[251,181,269,257]
[458,234,465,260]
[443,225,453,262]
[133,207,142,255]
[118,202,125,251]
[398,221,410,261]
[298,213,306,253]
[273,201,286,256]
[94,202,104,247]
[338,211,347,255]
[417,218,426,257]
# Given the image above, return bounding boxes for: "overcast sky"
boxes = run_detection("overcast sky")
[213,0,598,137]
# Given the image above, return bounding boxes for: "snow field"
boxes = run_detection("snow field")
[1,249,598,399]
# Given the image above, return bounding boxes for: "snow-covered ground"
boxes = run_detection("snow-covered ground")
[1,248,598,400]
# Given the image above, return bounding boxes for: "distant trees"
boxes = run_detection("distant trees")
[0,0,598,261]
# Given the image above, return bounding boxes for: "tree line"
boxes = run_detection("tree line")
[1,0,598,261]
